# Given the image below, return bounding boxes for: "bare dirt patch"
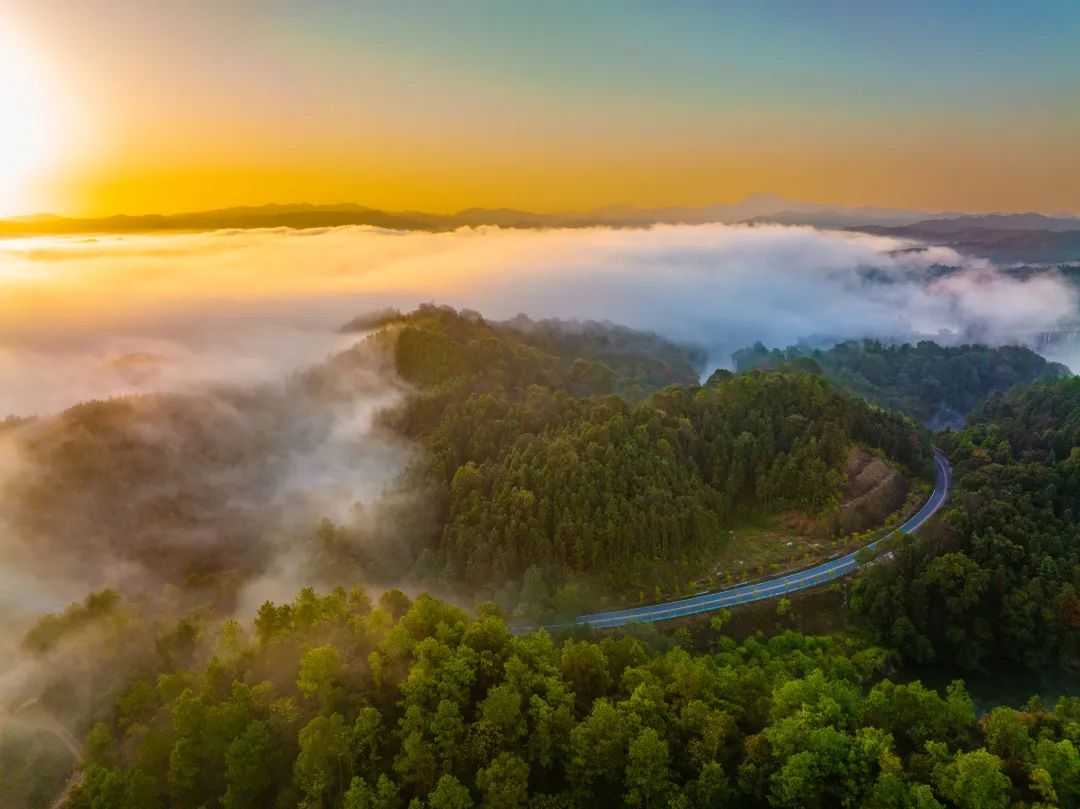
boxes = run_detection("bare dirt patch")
[838,448,909,534]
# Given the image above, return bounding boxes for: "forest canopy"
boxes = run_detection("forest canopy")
[374,307,929,608]
[855,377,1080,670]
[732,339,1070,427]
[5,306,1080,809]
[45,586,1080,809]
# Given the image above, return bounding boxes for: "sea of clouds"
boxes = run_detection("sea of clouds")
[0,221,1077,720]
[1,222,1076,418]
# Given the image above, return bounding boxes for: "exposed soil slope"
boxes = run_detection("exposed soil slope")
[839,447,909,533]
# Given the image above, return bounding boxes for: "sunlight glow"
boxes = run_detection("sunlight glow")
[0,19,66,215]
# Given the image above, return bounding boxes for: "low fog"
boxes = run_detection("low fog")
[0,221,1075,597]
[0,336,414,618]
[1,222,1078,767]
[0,223,1075,611]
[1,223,1076,421]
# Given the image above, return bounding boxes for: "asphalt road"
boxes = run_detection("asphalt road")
[558,448,952,630]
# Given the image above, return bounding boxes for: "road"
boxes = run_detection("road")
[558,448,951,630]
[0,699,83,809]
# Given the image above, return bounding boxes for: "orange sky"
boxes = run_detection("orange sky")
[2,1,1078,217]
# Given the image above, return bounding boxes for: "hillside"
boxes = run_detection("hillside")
[357,309,927,607]
[855,377,1080,670]
[0,307,932,619]
[733,340,1070,427]
[26,584,1080,809]
[8,312,1080,809]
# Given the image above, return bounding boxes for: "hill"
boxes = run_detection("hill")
[733,340,1070,427]
[373,308,930,610]
[9,312,1080,809]
[0,307,932,618]
[26,583,1080,809]
[855,217,1080,263]
[855,377,1080,670]
[0,193,950,237]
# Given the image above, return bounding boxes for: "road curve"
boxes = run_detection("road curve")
[557,448,951,630]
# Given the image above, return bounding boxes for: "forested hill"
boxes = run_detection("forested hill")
[0,305,927,616]
[351,304,705,409]
[854,377,1080,670]
[366,307,930,610]
[732,340,1070,427]
[13,311,1080,809]
[0,307,702,597]
[47,586,1080,809]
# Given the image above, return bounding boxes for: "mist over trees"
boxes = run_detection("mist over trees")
[4,304,1080,809]
[367,307,929,610]
[733,340,1070,427]
[45,586,1080,809]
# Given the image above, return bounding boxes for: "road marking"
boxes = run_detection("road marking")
[557,449,951,630]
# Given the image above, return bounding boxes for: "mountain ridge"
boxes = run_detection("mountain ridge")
[5,194,1075,238]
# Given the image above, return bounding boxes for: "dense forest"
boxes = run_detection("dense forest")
[373,307,929,607]
[7,306,1080,809]
[855,377,1080,670]
[0,306,930,611]
[31,587,1080,809]
[0,306,704,599]
[732,340,1069,426]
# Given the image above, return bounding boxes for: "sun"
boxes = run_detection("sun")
[0,19,64,214]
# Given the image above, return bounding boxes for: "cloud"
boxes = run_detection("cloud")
[1,223,1075,414]
[0,221,1076,730]
[0,221,1075,610]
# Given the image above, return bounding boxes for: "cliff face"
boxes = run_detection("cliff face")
[838,447,909,534]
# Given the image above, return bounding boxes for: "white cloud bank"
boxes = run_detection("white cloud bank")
[0,222,1076,415]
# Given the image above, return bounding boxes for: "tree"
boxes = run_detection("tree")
[933,749,1011,809]
[430,699,467,773]
[982,707,1034,763]
[624,727,671,808]
[86,722,116,766]
[223,720,274,809]
[428,774,474,809]
[569,700,630,796]
[343,777,376,809]
[709,609,732,632]
[559,641,612,711]
[123,768,162,809]
[166,737,202,807]
[297,645,343,710]
[352,706,383,779]
[294,713,350,807]
[477,752,529,809]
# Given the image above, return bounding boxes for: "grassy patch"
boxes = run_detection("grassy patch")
[0,724,76,809]
[695,480,931,591]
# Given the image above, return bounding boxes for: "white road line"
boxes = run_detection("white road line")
[554,448,951,630]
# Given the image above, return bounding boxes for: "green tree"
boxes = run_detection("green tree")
[343,776,376,809]
[352,706,383,779]
[223,720,275,809]
[297,645,343,710]
[428,774,474,809]
[933,749,1011,809]
[624,727,671,808]
[477,752,529,809]
[294,713,350,807]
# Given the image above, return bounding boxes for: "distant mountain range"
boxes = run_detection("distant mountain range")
[2,194,1078,261]
[853,215,1080,263]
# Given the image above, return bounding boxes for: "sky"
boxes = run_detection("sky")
[1,0,1079,216]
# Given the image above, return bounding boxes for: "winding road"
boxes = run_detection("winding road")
[559,448,951,630]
